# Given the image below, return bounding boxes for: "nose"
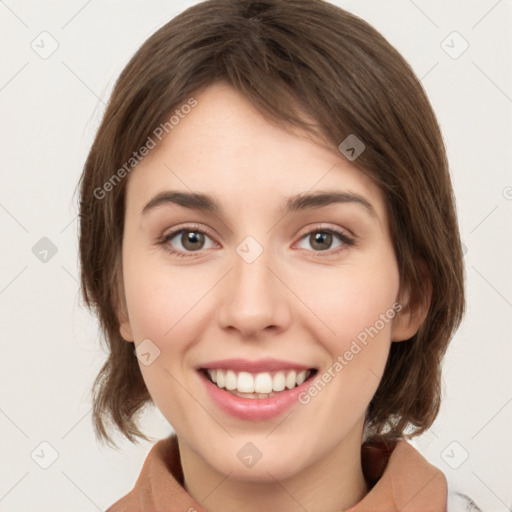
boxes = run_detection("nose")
[216,243,292,338]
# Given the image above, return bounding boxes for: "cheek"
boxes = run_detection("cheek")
[296,265,400,415]
[122,253,210,342]
[122,264,212,425]
[297,257,400,347]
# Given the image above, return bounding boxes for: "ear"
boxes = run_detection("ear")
[114,267,134,342]
[118,307,134,342]
[391,265,432,342]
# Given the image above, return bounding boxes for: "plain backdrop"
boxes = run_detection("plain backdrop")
[1,0,511,510]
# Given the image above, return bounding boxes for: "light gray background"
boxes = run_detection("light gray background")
[1,0,511,510]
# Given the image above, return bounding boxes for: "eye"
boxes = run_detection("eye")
[158,224,355,259]
[158,225,217,258]
[296,227,354,254]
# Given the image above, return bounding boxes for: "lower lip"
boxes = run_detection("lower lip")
[198,370,315,421]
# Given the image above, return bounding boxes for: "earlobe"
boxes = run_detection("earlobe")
[114,270,134,342]
[119,315,134,342]
[391,274,432,342]
[117,299,134,341]
[391,302,426,342]
[119,322,134,341]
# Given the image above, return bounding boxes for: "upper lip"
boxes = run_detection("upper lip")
[197,358,315,373]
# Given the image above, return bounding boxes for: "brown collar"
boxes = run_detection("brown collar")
[107,434,447,511]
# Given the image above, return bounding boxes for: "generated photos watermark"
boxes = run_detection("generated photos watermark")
[298,301,403,405]
[93,97,198,200]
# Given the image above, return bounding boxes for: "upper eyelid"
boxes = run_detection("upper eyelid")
[163,224,216,242]
[162,223,353,248]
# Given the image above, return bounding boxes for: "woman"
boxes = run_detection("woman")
[77,0,479,509]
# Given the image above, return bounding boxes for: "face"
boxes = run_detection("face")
[118,81,419,481]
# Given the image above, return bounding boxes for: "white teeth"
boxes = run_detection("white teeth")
[254,372,273,394]
[285,370,296,389]
[273,371,286,391]
[296,370,307,386]
[206,368,312,394]
[233,391,277,399]
[216,370,225,388]
[225,370,237,390]
[237,371,255,393]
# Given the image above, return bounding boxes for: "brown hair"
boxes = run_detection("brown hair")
[77,0,465,448]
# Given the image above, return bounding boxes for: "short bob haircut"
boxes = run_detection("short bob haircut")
[77,0,465,448]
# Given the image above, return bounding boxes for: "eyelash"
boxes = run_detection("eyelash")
[157,224,355,259]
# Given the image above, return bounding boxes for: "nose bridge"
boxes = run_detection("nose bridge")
[217,237,289,336]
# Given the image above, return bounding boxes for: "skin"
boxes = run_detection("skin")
[117,81,427,512]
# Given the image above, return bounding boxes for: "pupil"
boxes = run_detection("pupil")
[183,231,203,250]
[313,232,331,250]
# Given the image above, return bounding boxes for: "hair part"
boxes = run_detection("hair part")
[77,0,465,448]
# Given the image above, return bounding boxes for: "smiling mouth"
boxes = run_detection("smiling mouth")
[199,367,318,399]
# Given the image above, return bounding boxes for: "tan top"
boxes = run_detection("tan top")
[107,434,447,511]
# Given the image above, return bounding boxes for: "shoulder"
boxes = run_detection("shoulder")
[447,479,484,512]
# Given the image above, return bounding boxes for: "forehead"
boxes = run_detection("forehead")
[124,82,386,222]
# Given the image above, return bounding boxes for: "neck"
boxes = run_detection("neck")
[178,424,368,512]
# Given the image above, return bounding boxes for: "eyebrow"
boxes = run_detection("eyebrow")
[141,190,377,218]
